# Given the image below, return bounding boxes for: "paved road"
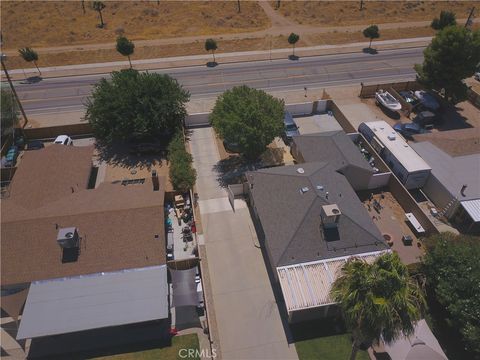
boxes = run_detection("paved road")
[13,47,423,115]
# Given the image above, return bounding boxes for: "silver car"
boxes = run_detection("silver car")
[283,111,299,141]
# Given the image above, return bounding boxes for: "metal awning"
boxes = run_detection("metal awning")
[461,199,480,222]
[170,267,198,308]
[17,265,168,340]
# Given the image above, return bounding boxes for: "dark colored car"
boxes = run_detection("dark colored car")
[412,111,439,127]
[26,140,45,150]
[398,90,419,106]
[393,122,426,139]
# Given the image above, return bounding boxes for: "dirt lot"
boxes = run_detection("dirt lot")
[3,26,437,69]
[276,1,477,26]
[1,1,270,49]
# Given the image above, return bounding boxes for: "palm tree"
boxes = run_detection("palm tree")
[205,38,218,63]
[116,36,135,68]
[287,32,300,58]
[18,47,41,75]
[92,1,106,28]
[330,252,425,360]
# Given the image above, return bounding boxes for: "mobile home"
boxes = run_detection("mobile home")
[358,121,431,189]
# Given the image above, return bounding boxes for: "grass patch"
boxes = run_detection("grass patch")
[90,334,200,360]
[296,334,370,360]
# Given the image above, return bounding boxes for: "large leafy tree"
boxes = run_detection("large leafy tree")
[116,36,135,68]
[18,47,41,75]
[423,232,480,357]
[415,26,480,104]
[1,89,19,138]
[85,69,190,143]
[431,11,456,30]
[363,25,380,49]
[210,85,284,160]
[331,252,425,360]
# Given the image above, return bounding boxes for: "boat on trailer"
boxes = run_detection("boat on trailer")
[375,89,402,111]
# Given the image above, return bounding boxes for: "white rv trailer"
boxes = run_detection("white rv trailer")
[358,121,431,189]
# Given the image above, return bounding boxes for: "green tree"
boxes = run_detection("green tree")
[423,232,480,356]
[431,10,456,30]
[415,26,480,104]
[92,1,106,28]
[331,252,425,360]
[116,36,135,68]
[210,85,284,160]
[85,69,190,143]
[287,32,300,57]
[205,38,217,63]
[18,47,40,75]
[1,89,19,138]
[363,25,380,49]
[168,132,197,192]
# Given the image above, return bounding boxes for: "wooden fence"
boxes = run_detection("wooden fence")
[359,81,422,98]
[467,87,480,109]
[24,123,93,140]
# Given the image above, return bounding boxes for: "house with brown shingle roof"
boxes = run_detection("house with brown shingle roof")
[1,144,169,348]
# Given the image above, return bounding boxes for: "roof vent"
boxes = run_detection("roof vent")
[296,167,305,174]
[300,186,309,194]
[321,204,341,229]
[57,227,79,249]
[387,133,396,141]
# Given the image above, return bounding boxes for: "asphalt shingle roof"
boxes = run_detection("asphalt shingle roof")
[247,162,387,269]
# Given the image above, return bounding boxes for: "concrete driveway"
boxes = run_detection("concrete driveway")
[189,127,297,360]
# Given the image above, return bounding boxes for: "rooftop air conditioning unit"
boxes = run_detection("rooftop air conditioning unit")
[321,204,341,229]
[57,227,79,249]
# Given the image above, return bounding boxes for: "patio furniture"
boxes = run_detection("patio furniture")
[174,195,185,209]
[402,235,413,246]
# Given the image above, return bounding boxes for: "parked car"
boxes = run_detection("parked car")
[412,111,439,127]
[283,111,299,141]
[393,122,427,139]
[26,140,45,150]
[398,90,419,106]
[54,135,73,146]
[475,72,480,81]
[414,91,440,111]
[2,146,19,167]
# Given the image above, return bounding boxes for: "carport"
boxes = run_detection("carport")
[17,265,169,340]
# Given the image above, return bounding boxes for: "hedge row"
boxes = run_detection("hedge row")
[168,132,197,192]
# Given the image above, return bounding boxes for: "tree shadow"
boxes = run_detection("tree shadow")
[288,54,299,61]
[95,142,166,173]
[21,76,42,84]
[213,156,259,188]
[362,47,378,54]
[206,61,218,68]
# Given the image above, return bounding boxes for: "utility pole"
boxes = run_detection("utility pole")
[237,0,241,13]
[1,55,29,130]
[465,7,475,29]
[360,0,364,11]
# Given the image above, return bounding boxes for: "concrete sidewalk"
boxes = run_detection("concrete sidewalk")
[190,127,298,360]
[4,37,431,81]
